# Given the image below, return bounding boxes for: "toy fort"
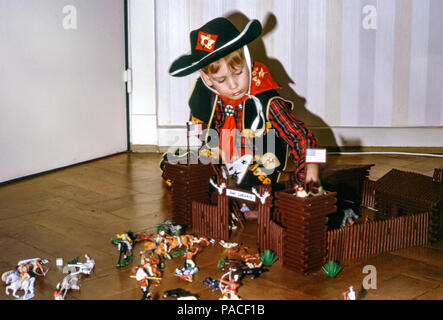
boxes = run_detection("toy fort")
[162,127,443,274]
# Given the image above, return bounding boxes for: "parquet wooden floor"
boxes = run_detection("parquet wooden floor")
[1,152,442,300]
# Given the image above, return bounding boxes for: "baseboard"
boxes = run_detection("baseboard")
[130,144,161,153]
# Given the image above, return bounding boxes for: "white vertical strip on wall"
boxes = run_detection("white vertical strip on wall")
[392,0,412,127]
[188,0,204,30]
[325,0,342,126]
[340,0,361,126]
[157,0,192,127]
[407,0,430,126]
[306,0,327,121]
[358,0,377,126]
[425,0,443,126]
[373,0,396,126]
[271,0,294,90]
[290,0,309,99]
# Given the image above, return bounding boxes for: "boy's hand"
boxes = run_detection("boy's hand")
[305,163,320,185]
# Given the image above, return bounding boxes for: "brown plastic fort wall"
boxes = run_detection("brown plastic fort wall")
[268,221,284,259]
[256,185,273,252]
[327,212,430,262]
[163,162,213,227]
[361,178,376,209]
[191,191,229,241]
[275,191,337,274]
[374,169,442,241]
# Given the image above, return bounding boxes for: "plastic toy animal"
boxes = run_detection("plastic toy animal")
[163,288,200,300]
[53,273,80,300]
[17,258,49,276]
[2,270,35,300]
[166,234,196,252]
[240,266,269,280]
[64,254,95,275]
[143,241,172,259]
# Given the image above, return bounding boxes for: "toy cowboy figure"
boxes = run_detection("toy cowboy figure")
[140,252,161,286]
[219,278,241,300]
[132,266,152,300]
[343,286,356,300]
[155,230,170,253]
[184,247,199,268]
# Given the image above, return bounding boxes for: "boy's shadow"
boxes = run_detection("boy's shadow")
[226,12,339,151]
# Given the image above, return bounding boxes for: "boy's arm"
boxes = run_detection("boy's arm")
[267,98,318,185]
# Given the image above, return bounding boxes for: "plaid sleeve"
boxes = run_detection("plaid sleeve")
[267,98,317,184]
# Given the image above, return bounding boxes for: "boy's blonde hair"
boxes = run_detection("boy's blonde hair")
[201,48,245,75]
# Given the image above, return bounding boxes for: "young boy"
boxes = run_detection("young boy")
[169,17,319,190]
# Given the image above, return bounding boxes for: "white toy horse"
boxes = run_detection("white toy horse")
[54,273,80,300]
[2,270,36,300]
[64,254,95,275]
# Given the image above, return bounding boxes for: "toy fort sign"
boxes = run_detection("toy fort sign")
[226,188,256,202]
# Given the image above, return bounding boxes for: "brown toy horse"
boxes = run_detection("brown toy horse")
[166,235,195,252]
[142,241,171,259]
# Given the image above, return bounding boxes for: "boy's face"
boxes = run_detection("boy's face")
[200,59,250,101]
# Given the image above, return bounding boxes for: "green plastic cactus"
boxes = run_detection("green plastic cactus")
[260,250,278,266]
[322,261,342,277]
[217,256,226,269]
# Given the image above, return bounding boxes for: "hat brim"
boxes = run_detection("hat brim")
[169,20,262,77]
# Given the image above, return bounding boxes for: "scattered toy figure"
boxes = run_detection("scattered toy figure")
[157,220,183,236]
[341,208,359,228]
[111,232,136,267]
[343,286,356,300]
[53,272,80,300]
[140,252,162,286]
[17,258,49,276]
[64,254,95,275]
[239,203,257,220]
[2,270,35,300]
[220,264,243,284]
[2,257,49,300]
[203,277,220,292]
[190,236,211,246]
[167,234,196,252]
[293,185,308,197]
[163,288,200,300]
[219,240,238,248]
[155,230,170,253]
[229,212,239,230]
[142,241,172,260]
[183,247,199,268]
[240,266,269,280]
[219,278,241,300]
[229,245,262,267]
[174,266,199,282]
[131,266,158,300]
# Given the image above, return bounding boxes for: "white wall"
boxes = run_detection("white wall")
[0,0,128,183]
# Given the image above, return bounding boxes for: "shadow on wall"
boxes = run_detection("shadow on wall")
[226,12,340,150]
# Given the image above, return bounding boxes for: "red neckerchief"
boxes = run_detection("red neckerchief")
[219,61,280,163]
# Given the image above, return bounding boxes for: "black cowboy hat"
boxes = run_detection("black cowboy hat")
[169,17,262,77]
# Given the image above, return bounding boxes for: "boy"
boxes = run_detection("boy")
[169,17,319,190]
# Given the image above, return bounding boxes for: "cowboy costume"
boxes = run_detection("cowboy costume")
[168,17,317,189]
